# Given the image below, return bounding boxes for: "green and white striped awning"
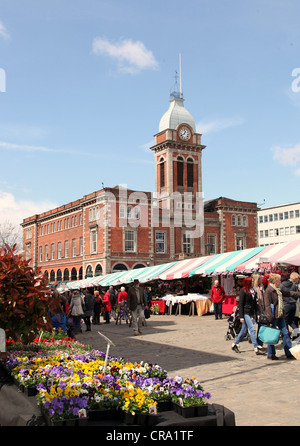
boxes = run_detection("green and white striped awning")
[108,262,177,285]
[189,246,266,276]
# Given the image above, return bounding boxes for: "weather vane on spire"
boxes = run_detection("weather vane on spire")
[170,54,183,99]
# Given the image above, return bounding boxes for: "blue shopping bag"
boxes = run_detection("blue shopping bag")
[258,325,280,345]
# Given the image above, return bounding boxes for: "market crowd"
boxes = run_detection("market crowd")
[210,269,300,360]
[49,279,150,337]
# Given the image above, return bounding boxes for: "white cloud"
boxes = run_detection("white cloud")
[0,20,10,40]
[0,141,55,153]
[0,190,58,227]
[0,140,88,155]
[271,143,300,173]
[92,37,158,74]
[196,117,244,134]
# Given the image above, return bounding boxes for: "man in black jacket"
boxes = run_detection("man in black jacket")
[127,279,146,336]
[280,272,300,334]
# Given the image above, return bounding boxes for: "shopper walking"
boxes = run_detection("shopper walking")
[69,290,84,334]
[264,273,295,360]
[127,279,146,335]
[93,290,102,325]
[231,277,265,355]
[280,272,300,334]
[83,288,95,331]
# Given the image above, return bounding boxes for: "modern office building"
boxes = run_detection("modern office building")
[258,202,300,246]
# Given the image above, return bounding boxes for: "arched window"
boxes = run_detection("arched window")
[57,269,62,282]
[78,267,83,280]
[159,157,165,191]
[86,265,93,278]
[95,264,102,276]
[71,267,77,281]
[112,263,128,272]
[177,156,184,188]
[231,214,236,226]
[50,270,55,282]
[63,268,69,281]
[187,157,194,189]
[243,215,248,227]
[133,264,146,269]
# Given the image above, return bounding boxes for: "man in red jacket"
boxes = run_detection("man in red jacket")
[210,280,225,320]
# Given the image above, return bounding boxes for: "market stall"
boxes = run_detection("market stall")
[162,294,212,317]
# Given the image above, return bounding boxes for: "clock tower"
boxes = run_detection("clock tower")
[150,87,206,258]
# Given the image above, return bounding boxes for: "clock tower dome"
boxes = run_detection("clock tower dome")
[150,84,206,259]
[150,90,206,201]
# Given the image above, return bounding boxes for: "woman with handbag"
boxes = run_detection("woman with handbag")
[231,277,265,355]
[264,273,295,360]
[69,290,85,334]
[252,273,266,349]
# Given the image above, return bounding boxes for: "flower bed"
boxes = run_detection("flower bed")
[2,332,211,425]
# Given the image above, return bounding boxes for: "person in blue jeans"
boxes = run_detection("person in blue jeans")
[232,277,265,355]
[264,273,295,360]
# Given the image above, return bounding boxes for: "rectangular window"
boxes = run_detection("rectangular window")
[125,230,135,252]
[25,243,31,261]
[51,243,55,260]
[58,242,62,259]
[274,228,279,236]
[183,232,193,254]
[290,226,295,234]
[236,236,245,251]
[264,230,269,237]
[45,245,49,261]
[279,213,283,220]
[274,213,278,221]
[296,226,300,234]
[296,210,300,218]
[290,211,294,219]
[80,237,83,256]
[207,234,217,254]
[72,239,76,257]
[39,246,42,262]
[65,240,69,258]
[284,211,289,219]
[119,205,126,219]
[264,215,268,222]
[259,231,264,238]
[91,230,97,253]
[155,231,166,253]
[259,216,263,223]
[269,229,274,237]
[269,214,273,222]
[279,228,284,236]
[285,227,290,235]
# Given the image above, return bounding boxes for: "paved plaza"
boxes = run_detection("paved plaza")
[77,312,300,427]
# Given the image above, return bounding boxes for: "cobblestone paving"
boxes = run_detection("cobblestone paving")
[77,313,300,426]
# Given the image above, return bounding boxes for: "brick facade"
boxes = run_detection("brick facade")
[22,97,259,282]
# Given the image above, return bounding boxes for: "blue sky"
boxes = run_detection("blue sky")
[1,0,300,228]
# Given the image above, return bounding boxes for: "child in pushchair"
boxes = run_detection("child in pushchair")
[225,305,250,342]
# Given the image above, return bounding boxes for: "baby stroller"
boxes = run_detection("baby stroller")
[225,305,241,341]
[224,305,251,342]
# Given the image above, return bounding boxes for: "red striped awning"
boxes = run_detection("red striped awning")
[158,255,213,281]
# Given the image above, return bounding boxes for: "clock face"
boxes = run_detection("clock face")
[179,126,191,140]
